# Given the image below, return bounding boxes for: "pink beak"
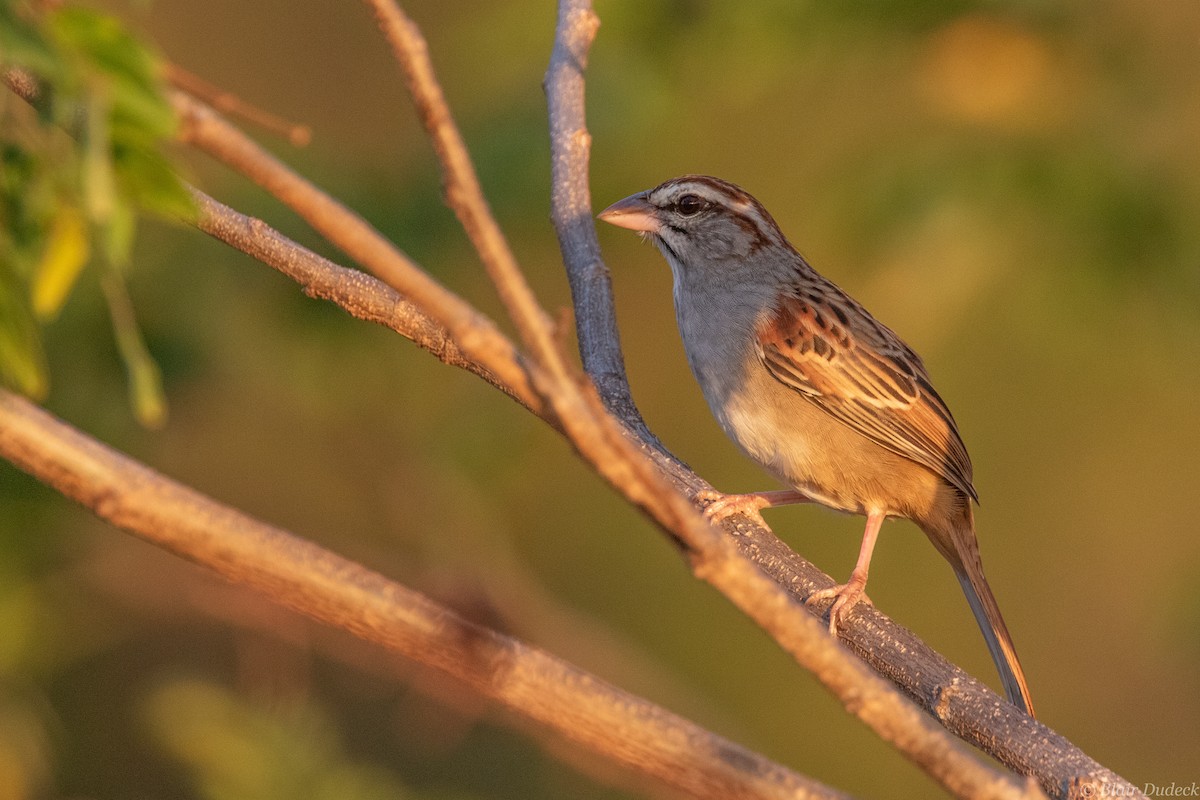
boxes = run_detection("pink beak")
[597,192,660,234]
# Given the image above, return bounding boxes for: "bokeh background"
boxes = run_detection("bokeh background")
[3,0,1200,797]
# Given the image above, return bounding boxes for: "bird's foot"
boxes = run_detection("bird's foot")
[697,490,770,527]
[807,575,872,637]
[696,488,811,528]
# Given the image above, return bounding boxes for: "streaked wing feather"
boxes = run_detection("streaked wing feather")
[757,292,977,500]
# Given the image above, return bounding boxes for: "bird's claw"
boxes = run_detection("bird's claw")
[696,490,769,527]
[807,579,872,637]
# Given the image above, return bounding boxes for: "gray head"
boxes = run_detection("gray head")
[599,175,801,292]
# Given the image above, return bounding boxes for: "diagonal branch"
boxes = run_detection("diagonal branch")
[0,388,847,800]
[188,186,553,425]
[165,63,311,146]
[171,91,547,426]
[361,0,572,389]
[543,0,656,443]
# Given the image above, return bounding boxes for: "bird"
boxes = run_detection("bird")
[598,174,1034,716]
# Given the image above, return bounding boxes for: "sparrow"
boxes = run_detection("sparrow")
[599,175,1034,716]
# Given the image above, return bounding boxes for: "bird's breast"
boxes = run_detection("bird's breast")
[719,370,867,514]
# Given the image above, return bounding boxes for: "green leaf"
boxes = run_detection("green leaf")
[0,137,61,282]
[31,206,89,319]
[48,6,176,138]
[143,679,414,800]
[81,91,116,224]
[98,198,137,269]
[0,277,48,398]
[1,1,188,421]
[113,145,196,223]
[102,271,166,428]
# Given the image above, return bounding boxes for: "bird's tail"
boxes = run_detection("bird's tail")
[948,512,1036,717]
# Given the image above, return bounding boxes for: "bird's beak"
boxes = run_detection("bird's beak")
[597,192,660,234]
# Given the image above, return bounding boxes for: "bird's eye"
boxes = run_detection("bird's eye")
[675,194,703,216]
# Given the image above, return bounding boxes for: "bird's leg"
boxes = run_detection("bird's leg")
[697,489,812,527]
[807,510,885,636]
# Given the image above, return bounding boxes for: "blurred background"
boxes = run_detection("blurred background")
[3,0,1199,797]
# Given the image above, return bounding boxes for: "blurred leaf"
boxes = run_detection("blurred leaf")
[31,207,89,320]
[0,575,39,675]
[98,197,137,269]
[0,0,189,413]
[48,5,177,139]
[81,91,116,225]
[45,4,191,227]
[0,139,59,282]
[0,281,47,398]
[918,15,1055,127]
[143,679,415,800]
[113,145,196,223]
[102,272,166,428]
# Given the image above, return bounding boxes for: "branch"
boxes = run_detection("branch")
[361,0,572,389]
[171,91,547,427]
[173,91,689,556]
[187,186,554,426]
[541,3,1136,800]
[543,0,657,444]
[0,388,848,800]
[165,63,311,146]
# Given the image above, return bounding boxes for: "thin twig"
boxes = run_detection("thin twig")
[171,90,547,427]
[170,91,670,538]
[166,63,312,146]
[0,389,848,800]
[361,0,572,388]
[187,186,553,424]
[542,1,655,442]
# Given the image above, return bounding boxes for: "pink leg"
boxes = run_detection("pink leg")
[807,510,885,636]
[698,489,812,526]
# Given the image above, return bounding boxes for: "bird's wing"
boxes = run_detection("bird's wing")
[756,290,977,500]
